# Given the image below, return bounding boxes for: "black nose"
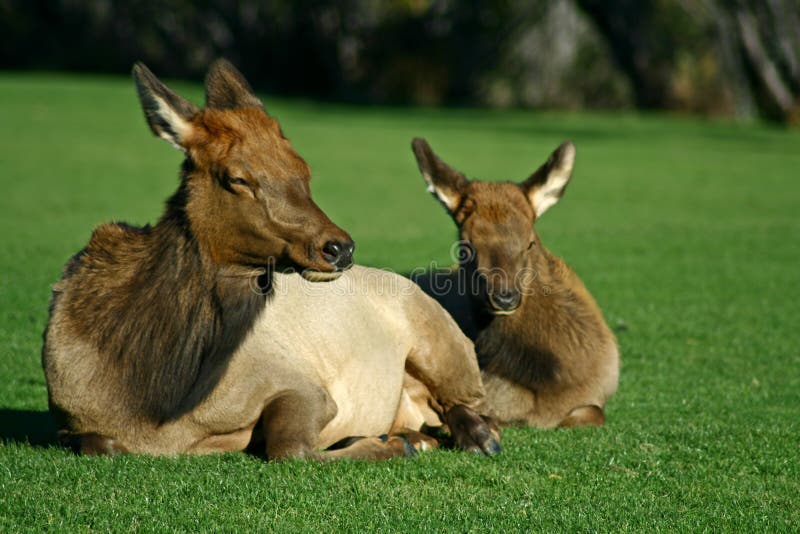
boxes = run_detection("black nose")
[491,289,521,310]
[322,240,355,269]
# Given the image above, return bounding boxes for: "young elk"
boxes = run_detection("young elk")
[41,61,499,460]
[411,138,619,428]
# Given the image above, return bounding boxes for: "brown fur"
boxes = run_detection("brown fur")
[41,61,498,461]
[411,138,619,428]
[52,212,266,423]
[44,62,350,426]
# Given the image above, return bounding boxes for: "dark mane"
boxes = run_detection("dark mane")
[52,177,268,423]
[475,308,560,391]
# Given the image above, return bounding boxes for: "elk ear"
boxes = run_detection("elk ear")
[521,141,576,217]
[132,62,198,151]
[205,59,262,110]
[411,138,468,213]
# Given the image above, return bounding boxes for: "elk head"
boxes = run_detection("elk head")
[411,137,575,315]
[133,60,354,280]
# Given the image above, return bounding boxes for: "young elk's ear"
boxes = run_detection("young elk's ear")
[132,62,199,151]
[521,141,576,217]
[205,59,262,110]
[411,138,469,213]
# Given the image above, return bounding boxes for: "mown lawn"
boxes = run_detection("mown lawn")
[0,72,798,531]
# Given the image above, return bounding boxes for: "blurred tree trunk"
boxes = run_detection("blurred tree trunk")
[575,0,677,109]
[577,0,800,122]
[729,0,800,122]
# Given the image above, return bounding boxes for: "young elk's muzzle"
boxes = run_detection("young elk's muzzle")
[488,288,521,314]
[470,250,525,315]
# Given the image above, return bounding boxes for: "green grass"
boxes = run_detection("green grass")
[1,72,799,531]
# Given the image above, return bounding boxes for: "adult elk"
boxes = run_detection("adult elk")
[411,138,619,428]
[41,61,500,460]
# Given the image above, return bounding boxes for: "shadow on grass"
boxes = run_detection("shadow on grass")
[0,409,58,447]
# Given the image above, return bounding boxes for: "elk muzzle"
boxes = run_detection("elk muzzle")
[488,288,521,315]
[300,230,355,282]
[321,239,355,270]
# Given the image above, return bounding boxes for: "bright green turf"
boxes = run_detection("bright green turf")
[1,73,798,531]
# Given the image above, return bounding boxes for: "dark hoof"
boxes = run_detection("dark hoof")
[398,436,418,457]
[484,437,502,456]
[395,429,440,453]
[445,405,503,457]
[462,438,501,456]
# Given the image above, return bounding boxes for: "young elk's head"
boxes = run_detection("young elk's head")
[132,60,354,280]
[411,138,575,315]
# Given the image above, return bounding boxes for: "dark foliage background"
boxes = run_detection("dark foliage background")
[1,0,799,122]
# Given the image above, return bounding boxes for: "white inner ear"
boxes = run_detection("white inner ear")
[423,171,459,211]
[531,146,574,217]
[154,95,192,151]
[531,172,568,217]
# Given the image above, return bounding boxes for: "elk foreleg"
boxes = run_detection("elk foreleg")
[404,337,502,456]
[260,386,416,461]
